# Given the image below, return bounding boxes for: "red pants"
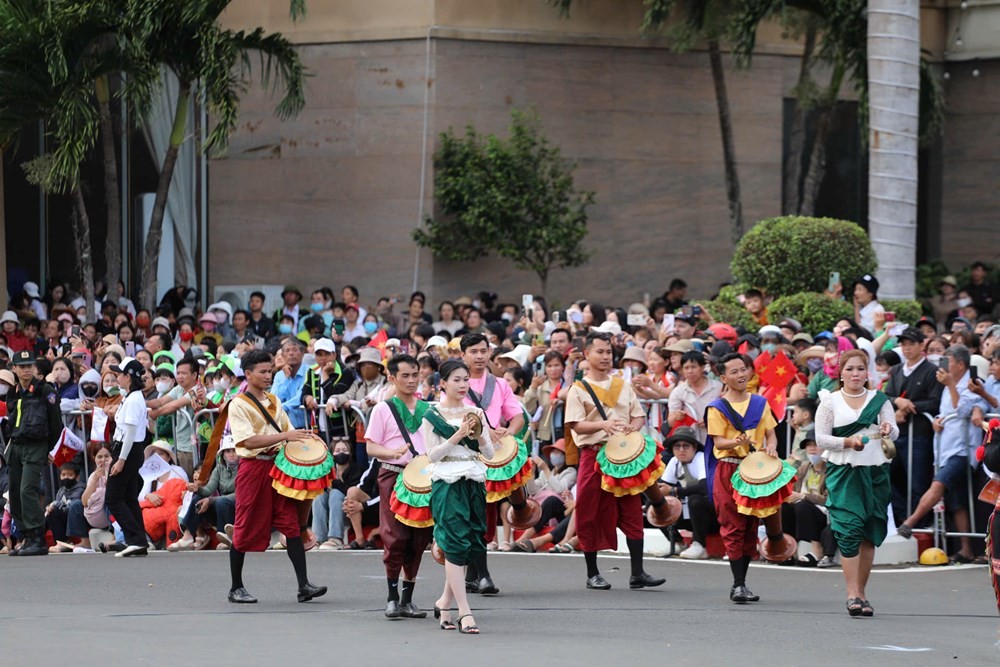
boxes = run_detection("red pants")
[485,501,499,543]
[377,468,433,580]
[575,446,644,552]
[233,457,299,553]
[714,460,759,561]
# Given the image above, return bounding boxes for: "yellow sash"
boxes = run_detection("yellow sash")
[574,376,625,414]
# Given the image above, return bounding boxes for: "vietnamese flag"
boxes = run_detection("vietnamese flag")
[761,384,789,423]
[368,329,389,358]
[759,351,798,392]
[754,350,773,377]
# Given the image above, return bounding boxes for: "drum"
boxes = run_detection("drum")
[595,431,665,497]
[270,435,335,501]
[389,454,434,528]
[483,435,533,503]
[730,451,797,518]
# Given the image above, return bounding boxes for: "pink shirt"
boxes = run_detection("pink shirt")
[465,373,522,429]
[366,400,427,466]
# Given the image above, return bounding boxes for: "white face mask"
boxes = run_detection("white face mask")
[956,297,972,308]
[0,385,8,397]
[155,380,172,395]
[926,354,942,366]
[103,384,118,396]
[808,453,823,465]
[214,379,229,393]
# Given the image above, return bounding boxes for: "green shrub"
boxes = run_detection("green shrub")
[731,217,877,297]
[768,292,854,335]
[880,299,924,326]
[915,261,952,300]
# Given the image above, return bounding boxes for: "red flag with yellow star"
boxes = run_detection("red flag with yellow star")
[759,351,797,392]
[367,329,388,358]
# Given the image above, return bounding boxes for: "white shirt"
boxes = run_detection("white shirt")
[661,451,706,519]
[815,389,899,467]
[342,323,367,343]
[113,390,148,444]
[858,300,885,334]
[901,356,925,378]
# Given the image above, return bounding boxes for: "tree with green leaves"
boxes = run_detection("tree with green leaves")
[128,0,306,309]
[414,110,594,296]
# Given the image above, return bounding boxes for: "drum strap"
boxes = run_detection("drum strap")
[468,374,497,428]
[243,392,284,434]
[579,380,609,421]
[386,401,420,458]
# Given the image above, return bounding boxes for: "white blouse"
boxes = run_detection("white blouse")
[815,389,900,467]
[420,405,495,484]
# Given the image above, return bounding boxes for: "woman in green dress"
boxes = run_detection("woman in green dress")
[815,349,898,617]
[421,359,494,635]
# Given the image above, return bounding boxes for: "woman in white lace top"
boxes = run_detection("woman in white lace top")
[420,360,494,635]
[815,349,898,618]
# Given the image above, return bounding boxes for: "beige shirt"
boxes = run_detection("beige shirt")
[565,376,645,448]
[229,393,292,459]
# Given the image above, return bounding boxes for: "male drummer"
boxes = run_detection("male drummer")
[705,352,778,604]
[226,349,327,604]
[365,354,433,619]
[461,333,525,595]
[564,332,666,591]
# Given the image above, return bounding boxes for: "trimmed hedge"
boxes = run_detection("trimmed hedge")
[768,292,854,335]
[731,217,877,296]
[704,284,756,331]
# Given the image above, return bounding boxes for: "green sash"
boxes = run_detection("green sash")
[423,407,481,452]
[831,391,890,438]
[516,406,531,441]
[389,396,428,433]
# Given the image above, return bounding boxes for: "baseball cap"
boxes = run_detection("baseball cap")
[313,338,336,354]
[110,357,145,379]
[707,323,737,344]
[896,326,925,344]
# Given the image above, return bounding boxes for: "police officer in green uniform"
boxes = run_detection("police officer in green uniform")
[6,350,62,556]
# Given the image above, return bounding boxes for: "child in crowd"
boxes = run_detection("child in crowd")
[788,398,817,463]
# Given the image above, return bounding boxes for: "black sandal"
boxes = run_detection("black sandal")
[434,606,456,630]
[457,614,479,635]
[347,540,364,550]
[860,599,874,617]
[846,598,863,617]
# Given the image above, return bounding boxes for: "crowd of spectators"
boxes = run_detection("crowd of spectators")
[1,265,998,565]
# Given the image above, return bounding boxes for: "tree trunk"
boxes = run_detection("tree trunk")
[867,0,920,299]
[96,76,121,301]
[800,62,845,217]
[140,86,189,310]
[784,25,816,215]
[708,39,743,246]
[71,187,97,322]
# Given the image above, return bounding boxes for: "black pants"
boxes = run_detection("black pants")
[781,501,836,556]
[105,443,147,547]
[46,507,70,543]
[659,494,719,547]
[533,496,566,532]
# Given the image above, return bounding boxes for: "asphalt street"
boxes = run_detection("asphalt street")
[1,551,997,666]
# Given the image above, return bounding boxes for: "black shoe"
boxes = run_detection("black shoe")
[629,572,665,589]
[399,602,427,618]
[385,600,401,618]
[297,582,328,603]
[228,587,258,604]
[744,587,760,602]
[586,574,611,590]
[730,584,749,603]
[474,577,499,595]
[17,534,49,557]
[465,579,478,593]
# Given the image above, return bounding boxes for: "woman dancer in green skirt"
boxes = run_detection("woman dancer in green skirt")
[421,359,494,635]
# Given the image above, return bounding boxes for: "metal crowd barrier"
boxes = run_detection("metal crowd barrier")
[299,402,369,446]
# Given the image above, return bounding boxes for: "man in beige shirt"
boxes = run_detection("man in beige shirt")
[565,332,666,592]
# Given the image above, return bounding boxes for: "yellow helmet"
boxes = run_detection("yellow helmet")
[919,547,949,566]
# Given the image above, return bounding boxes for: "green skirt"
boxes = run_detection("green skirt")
[825,463,891,558]
[430,478,487,566]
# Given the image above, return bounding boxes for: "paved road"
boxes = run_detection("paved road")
[2,551,997,666]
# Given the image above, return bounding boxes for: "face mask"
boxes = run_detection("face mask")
[501,312,512,323]
[54,370,70,384]
[155,380,172,395]
[279,323,293,335]
[549,452,566,467]
[104,385,120,396]
[60,477,77,489]
[333,452,351,465]
[956,297,972,308]
[81,384,99,398]
[808,453,823,465]
[364,321,377,335]
[311,302,324,313]
[214,379,229,393]
[225,458,239,472]
[806,359,824,374]
[179,331,194,342]
[201,322,215,332]
[761,343,778,354]
[875,370,889,385]
[0,385,9,397]
[927,354,942,366]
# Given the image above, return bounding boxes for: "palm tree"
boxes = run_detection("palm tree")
[127,0,306,309]
[866,0,920,299]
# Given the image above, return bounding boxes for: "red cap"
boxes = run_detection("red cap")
[708,323,737,343]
